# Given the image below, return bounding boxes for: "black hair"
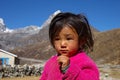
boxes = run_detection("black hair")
[49,12,94,52]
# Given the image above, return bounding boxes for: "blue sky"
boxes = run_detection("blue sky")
[0,0,120,31]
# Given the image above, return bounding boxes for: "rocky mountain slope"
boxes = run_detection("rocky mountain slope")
[91,28,120,64]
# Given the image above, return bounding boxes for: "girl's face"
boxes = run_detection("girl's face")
[54,26,79,57]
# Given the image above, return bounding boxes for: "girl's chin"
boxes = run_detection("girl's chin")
[61,53,69,56]
[58,53,69,56]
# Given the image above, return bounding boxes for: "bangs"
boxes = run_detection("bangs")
[49,20,64,45]
[53,21,64,37]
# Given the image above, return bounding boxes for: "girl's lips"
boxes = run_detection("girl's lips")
[60,50,68,54]
[60,50,68,51]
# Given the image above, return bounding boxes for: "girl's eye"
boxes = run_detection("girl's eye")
[67,37,73,40]
[54,37,60,41]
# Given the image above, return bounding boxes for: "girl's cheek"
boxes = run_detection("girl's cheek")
[54,44,60,50]
[68,45,79,56]
[68,49,77,57]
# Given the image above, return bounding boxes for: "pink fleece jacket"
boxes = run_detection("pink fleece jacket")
[40,51,99,80]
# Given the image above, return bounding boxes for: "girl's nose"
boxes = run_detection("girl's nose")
[61,41,67,48]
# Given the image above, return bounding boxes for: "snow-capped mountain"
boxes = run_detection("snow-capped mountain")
[0,18,13,33]
[4,28,13,33]
[0,10,61,34]
[0,18,41,34]
[0,10,61,51]
[12,25,40,35]
[0,18,41,50]
[0,18,6,32]
[41,10,61,28]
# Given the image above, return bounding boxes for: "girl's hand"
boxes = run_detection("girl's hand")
[57,55,70,69]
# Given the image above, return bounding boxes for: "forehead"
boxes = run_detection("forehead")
[57,26,78,36]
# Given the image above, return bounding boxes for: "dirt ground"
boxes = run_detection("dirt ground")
[99,65,120,80]
[1,76,40,80]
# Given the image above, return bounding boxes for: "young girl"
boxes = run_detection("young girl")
[40,12,99,80]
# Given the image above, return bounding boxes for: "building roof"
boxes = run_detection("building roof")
[0,49,17,57]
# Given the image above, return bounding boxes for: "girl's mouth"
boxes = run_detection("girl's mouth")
[60,50,68,54]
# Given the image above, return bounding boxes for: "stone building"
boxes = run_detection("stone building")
[0,49,19,67]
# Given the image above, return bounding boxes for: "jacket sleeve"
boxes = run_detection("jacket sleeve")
[40,56,58,80]
[39,60,49,80]
[63,61,99,80]
[40,71,47,80]
[76,63,99,80]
